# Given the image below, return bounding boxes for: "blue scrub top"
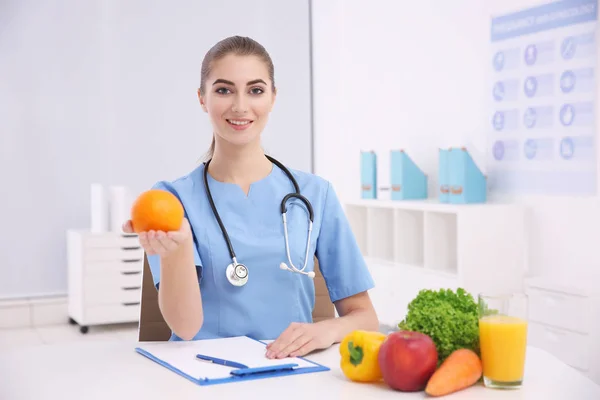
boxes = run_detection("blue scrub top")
[146,162,375,341]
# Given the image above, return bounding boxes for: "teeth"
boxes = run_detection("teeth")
[228,120,251,126]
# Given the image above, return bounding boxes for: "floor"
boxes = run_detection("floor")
[0,322,139,351]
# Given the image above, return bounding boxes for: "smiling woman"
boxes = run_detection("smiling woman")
[122,35,379,359]
[198,36,277,164]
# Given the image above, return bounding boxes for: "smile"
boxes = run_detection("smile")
[226,119,253,130]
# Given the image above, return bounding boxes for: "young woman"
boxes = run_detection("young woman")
[123,36,378,359]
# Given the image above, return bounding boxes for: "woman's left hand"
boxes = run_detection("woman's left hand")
[265,322,337,359]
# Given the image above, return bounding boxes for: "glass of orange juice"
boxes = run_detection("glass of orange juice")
[478,293,528,389]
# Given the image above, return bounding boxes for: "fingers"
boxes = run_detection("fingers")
[138,231,179,257]
[134,218,191,257]
[266,323,303,359]
[137,232,155,255]
[138,232,161,256]
[278,334,313,359]
[267,321,334,359]
[121,220,134,234]
[155,231,180,252]
[265,326,294,358]
[289,339,317,358]
[166,230,188,245]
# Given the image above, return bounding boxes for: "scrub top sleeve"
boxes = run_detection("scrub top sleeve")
[315,182,375,303]
[145,181,204,290]
[146,244,203,290]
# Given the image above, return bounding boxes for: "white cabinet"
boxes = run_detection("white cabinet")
[344,199,527,326]
[525,276,600,384]
[67,230,144,333]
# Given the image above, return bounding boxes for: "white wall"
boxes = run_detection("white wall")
[0,0,313,299]
[313,0,491,198]
[312,0,600,281]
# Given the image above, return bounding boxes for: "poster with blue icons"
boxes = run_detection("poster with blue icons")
[488,0,597,195]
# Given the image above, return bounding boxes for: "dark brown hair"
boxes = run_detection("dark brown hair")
[199,36,276,160]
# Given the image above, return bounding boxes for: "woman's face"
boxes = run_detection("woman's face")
[199,54,276,150]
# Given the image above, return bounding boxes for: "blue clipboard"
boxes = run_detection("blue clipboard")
[134,336,330,386]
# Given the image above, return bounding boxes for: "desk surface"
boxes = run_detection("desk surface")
[1,339,598,400]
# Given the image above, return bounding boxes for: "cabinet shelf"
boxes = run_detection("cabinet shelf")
[424,212,457,274]
[344,198,527,297]
[394,209,424,267]
[366,207,395,262]
[347,201,461,276]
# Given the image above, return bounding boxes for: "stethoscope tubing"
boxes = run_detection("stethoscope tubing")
[282,212,313,273]
[203,160,238,263]
[203,155,313,267]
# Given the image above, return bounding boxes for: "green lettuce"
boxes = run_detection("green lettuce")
[398,288,480,364]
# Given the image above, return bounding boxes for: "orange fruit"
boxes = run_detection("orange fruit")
[130,189,184,233]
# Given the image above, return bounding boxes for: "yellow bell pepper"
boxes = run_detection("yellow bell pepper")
[339,330,388,382]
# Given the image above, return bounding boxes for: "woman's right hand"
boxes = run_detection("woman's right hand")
[122,218,193,258]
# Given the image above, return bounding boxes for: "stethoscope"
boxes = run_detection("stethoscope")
[203,155,315,287]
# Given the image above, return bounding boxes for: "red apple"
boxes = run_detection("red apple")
[378,330,438,392]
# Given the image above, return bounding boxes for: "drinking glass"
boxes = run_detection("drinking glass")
[478,293,528,389]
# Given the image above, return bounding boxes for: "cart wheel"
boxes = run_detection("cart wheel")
[68,318,77,325]
[80,326,89,334]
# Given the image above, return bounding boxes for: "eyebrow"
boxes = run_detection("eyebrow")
[212,78,267,86]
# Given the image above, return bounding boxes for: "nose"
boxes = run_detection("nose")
[231,93,248,114]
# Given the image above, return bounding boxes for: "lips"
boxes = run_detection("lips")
[226,119,253,131]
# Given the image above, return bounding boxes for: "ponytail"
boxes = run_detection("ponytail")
[203,136,215,162]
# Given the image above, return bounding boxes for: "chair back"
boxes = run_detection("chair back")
[138,254,335,341]
[138,254,171,341]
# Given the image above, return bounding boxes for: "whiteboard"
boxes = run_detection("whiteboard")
[486,0,598,195]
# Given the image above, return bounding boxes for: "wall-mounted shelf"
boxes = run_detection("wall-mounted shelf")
[345,198,528,304]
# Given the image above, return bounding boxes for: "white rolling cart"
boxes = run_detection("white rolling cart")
[66,230,144,333]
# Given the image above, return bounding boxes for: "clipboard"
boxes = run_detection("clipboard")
[135,336,330,386]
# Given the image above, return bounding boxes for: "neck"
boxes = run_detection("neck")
[207,139,272,185]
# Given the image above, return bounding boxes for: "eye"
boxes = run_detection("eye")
[250,87,264,95]
[215,87,231,95]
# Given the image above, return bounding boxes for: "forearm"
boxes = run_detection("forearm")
[157,238,203,340]
[318,307,379,344]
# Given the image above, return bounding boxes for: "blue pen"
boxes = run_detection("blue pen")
[196,354,248,369]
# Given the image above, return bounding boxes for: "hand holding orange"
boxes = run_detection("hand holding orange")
[122,189,191,257]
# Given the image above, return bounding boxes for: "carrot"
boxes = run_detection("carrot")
[425,348,482,397]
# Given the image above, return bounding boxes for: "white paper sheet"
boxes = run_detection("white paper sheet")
[137,336,316,381]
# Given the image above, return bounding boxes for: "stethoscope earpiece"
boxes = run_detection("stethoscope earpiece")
[280,262,315,279]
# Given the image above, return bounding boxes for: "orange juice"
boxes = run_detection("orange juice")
[479,315,528,383]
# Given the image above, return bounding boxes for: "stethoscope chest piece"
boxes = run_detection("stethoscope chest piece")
[226,262,248,287]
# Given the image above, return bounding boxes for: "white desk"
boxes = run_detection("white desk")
[0,340,598,400]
